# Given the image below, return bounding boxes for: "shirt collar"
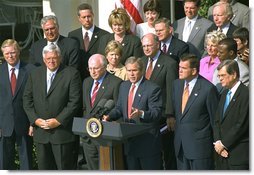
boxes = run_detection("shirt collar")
[82,25,95,37]
[8,60,20,72]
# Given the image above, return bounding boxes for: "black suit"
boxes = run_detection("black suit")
[142,52,177,169]
[163,36,189,64]
[29,35,80,70]
[0,61,35,170]
[23,64,82,170]
[68,26,109,80]
[82,72,122,170]
[108,79,162,170]
[207,22,238,38]
[214,83,249,170]
[98,33,143,64]
[171,76,219,169]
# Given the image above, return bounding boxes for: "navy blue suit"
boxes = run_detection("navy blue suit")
[214,83,249,170]
[0,61,35,170]
[108,78,162,170]
[171,76,219,169]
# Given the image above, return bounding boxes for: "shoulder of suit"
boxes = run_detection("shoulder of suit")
[106,73,122,83]
[68,27,81,36]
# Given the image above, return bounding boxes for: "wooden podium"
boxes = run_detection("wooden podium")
[72,117,153,170]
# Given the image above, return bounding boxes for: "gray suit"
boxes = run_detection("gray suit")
[173,16,213,59]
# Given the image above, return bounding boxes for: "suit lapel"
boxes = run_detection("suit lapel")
[92,73,109,107]
[150,54,164,80]
[47,65,64,96]
[13,62,26,97]
[167,37,177,55]
[133,79,145,108]
[178,18,185,40]
[88,26,100,51]
[223,85,242,119]
[188,17,202,42]
[182,78,201,117]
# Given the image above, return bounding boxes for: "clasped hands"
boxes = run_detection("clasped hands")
[35,118,61,130]
[213,140,229,158]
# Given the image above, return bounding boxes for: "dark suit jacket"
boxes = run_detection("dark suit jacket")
[98,33,143,64]
[29,35,80,70]
[173,16,213,59]
[23,64,82,144]
[0,61,35,137]
[207,22,238,38]
[214,83,249,168]
[82,72,122,117]
[141,52,177,117]
[68,26,109,80]
[109,79,162,157]
[171,76,219,160]
[164,36,189,63]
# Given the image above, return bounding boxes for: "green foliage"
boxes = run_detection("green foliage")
[198,0,217,18]
[15,144,38,170]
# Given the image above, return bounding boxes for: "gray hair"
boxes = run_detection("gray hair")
[205,30,227,46]
[88,54,107,68]
[42,44,61,58]
[213,2,233,19]
[41,15,59,28]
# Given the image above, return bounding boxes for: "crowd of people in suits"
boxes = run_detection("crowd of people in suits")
[0,0,249,170]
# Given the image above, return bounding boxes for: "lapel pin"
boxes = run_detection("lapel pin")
[102,86,105,89]
[157,64,160,67]
[233,99,236,102]
[94,35,98,38]
[169,52,172,55]
[194,93,198,96]
[196,27,199,30]
[122,43,125,46]
[138,94,141,97]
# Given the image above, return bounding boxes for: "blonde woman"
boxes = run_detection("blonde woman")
[98,8,143,64]
[105,40,128,80]
[199,31,226,82]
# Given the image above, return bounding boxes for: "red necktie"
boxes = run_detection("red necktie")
[162,43,167,53]
[84,32,89,51]
[128,84,136,119]
[11,68,16,96]
[182,83,189,113]
[145,58,153,80]
[91,81,99,107]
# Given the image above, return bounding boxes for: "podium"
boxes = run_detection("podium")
[72,117,153,170]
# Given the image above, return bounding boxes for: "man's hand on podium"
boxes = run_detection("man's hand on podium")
[102,115,109,121]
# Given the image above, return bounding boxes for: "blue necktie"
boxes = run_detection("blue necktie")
[223,90,232,116]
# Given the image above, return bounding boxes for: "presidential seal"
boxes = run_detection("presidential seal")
[86,117,103,138]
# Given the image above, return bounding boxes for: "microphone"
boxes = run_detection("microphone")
[97,99,115,118]
[90,99,107,117]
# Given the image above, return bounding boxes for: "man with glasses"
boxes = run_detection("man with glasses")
[82,54,122,170]
[29,15,80,71]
